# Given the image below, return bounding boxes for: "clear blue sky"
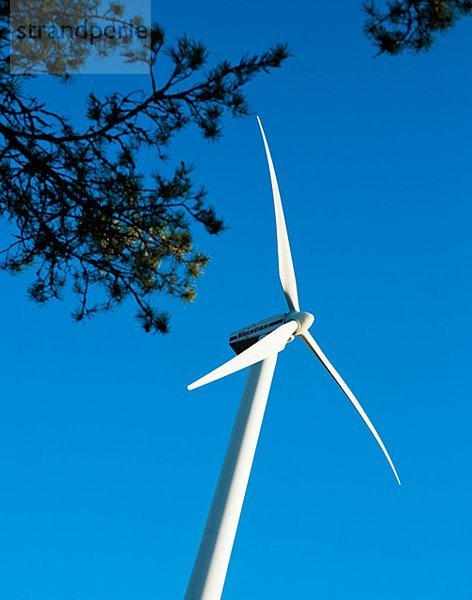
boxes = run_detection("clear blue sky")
[1,1,472,599]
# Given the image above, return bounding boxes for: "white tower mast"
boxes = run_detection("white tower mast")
[184,357,277,600]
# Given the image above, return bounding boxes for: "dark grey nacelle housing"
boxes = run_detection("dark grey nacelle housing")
[229,313,286,354]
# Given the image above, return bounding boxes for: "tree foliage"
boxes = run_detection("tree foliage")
[364,0,472,55]
[0,1,289,333]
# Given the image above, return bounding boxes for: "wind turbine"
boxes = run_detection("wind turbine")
[184,117,400,600]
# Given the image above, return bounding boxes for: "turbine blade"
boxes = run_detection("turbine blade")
[301,331,401,485]
[188,320,298,391]
[257,116,300,312]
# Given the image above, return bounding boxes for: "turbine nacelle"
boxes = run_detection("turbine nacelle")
[228,311,314,355]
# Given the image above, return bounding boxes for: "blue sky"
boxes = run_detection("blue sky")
[1,1,472,598]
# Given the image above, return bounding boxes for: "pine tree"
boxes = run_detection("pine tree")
[364,0,472,55]
[0,1,289,333]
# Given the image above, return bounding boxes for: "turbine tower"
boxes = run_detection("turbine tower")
[184,117,400,600]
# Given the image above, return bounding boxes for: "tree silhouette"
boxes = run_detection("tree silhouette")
[0,1,289,333]
[364,0,472,55]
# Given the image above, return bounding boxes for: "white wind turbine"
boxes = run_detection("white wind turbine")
[184,117,400,600]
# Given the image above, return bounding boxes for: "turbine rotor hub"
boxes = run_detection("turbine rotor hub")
[287,310,315,335]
